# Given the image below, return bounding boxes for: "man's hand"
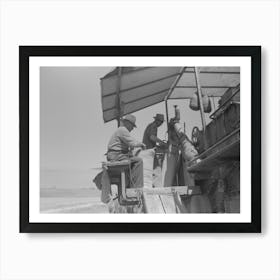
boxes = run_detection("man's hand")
[158,140,168,149]
[140,143,146,150]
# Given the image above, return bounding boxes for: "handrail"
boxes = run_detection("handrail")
[188,128,240,166]
[210,85,240,119]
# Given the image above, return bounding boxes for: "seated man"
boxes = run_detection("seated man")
[106,114,146,189]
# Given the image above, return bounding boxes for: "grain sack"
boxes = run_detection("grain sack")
[189,91,212,113]
[173,123,198,161]
[138,149,155,188]
[181,139,198,161]
[153,165,162,188]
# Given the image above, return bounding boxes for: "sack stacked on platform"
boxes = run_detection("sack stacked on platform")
[138,149,155,188]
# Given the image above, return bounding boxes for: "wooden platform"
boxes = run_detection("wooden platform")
[126,186,201,213]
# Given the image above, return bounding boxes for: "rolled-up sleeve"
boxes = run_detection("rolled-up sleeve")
[149,125,157,141]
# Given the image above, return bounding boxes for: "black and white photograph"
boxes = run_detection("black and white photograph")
[40,66,241,215]
[20,46,260,232]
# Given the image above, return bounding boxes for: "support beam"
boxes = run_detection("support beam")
[183,68,240,75]
[164,67,186,132]
[116,67,122,127]
[194,67,208,149]
[165,99,169,127]
[164,67,186,101]
[175,85,237,89]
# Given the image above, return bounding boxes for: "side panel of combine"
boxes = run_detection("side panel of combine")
[188,86,240,213]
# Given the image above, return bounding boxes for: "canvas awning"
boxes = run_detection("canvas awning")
[100,66,240,123]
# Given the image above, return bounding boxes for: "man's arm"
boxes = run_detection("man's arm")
[149,126,166,146]
[150,134,165,145]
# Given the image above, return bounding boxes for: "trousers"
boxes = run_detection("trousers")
[107,152,144,188]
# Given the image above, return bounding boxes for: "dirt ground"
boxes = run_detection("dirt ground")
[40,187,108,213]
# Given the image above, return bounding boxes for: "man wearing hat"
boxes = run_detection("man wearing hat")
[106,114,146,188]
[142,113,166,149]
[142,114,167,188]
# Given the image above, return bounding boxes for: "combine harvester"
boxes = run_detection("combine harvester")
[100,67,240,213]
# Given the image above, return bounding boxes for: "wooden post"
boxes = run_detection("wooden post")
[194,67,208,149]
[165,99,169,132]
[116,67,122,127]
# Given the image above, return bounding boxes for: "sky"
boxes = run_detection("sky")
[40,67,215,176]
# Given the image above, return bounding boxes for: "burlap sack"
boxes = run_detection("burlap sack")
[138,149,155,188]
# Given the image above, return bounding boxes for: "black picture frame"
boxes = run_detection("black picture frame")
[20,46,261,233]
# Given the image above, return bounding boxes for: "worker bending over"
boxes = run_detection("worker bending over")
[142,114,166,149]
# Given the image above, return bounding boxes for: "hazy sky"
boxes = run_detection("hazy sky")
[40,67,210,171]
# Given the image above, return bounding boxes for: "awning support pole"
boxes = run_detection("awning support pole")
[164,67,186,132]
[165,99,169,129]
[116,67,122,127]
[194,67,208,149]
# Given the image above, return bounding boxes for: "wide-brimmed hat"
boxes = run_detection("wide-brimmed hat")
[122,114,137,127]
[153,114,164,122]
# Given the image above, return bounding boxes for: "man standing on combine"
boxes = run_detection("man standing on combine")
[142,114,167,188]
[107,114,146,188]
[142,114,166,149]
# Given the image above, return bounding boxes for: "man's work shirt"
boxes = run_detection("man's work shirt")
[142,122,158,149]
[107,126,141,154]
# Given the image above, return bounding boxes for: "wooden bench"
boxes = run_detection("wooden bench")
[103,160,140,206]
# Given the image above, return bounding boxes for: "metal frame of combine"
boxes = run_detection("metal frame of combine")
[101,67,240,213]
